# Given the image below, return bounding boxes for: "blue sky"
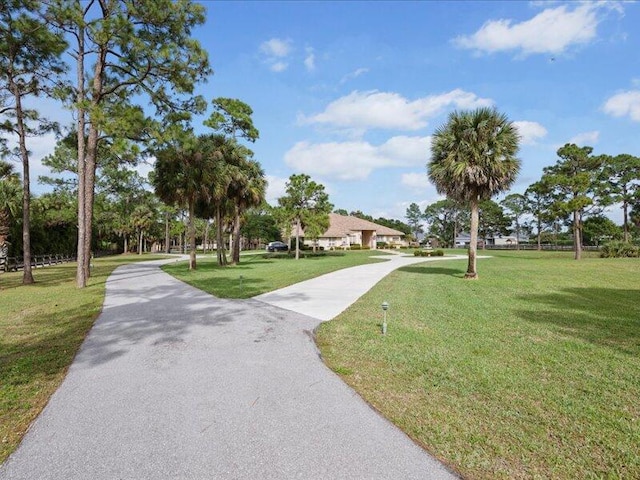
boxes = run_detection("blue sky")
[28,1,640,222]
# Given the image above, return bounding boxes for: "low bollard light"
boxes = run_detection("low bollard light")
[381,301,389,335]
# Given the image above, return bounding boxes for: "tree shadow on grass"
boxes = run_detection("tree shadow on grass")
[397,265,466,277]
[516,288,640,356]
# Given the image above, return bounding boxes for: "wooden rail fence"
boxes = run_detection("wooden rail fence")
[0,254,76,273]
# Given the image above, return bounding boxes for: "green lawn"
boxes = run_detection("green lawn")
[162,249,389,298]
[317,250,640,479]
[0,254,169,464]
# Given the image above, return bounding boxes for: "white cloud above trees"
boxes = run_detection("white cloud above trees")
[265,175,289,205]
[454,3,621,56]
[513,121,548,145]
[259,38,292,72]
[284,136,431,181]
[603,90,640,121]
[569,130,600,146]
[299,89,493,131]
[401,172,431,191]
[260,38,292,57]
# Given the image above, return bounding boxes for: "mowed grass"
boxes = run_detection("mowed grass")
[0,254,170,464]
[317,250,640,479]
[162,250,389,298]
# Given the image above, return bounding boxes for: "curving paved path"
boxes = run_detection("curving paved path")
[0,254,464,480]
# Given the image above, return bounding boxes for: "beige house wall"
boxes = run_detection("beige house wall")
[300,213,407,249]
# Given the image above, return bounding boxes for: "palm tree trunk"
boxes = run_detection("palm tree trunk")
[203,221,209,255]
[164,211,170,254]
[465,198,479,279]
[188,201,196,270]
[295,218,301,260]
[232,210,241,265]
[215,206,226,266]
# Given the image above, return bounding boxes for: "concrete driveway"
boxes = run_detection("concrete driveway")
[0,254,462,479]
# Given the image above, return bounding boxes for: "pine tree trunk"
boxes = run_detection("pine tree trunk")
[75,23,87,288]
[623,198,629,243]
[465,198,479,279]
[82,125,98,279]
[573,210,582,260]
[11,80,34,285]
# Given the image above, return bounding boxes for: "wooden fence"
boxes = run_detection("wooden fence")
[0,254,76,273]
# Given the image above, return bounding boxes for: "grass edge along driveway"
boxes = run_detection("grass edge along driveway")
[0,254,171,464]
[161,250,390,299]
[317,250,640,479]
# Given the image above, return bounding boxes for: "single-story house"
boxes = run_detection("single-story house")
[298,213,407,249]
[455,232,530,247]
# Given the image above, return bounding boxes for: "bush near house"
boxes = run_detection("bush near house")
[414,249,444,257]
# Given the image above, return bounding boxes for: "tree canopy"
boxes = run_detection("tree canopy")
[276,174,332,259]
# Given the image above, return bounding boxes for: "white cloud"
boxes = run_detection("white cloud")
[260,38,292,57]
[379,135,432,163]
[603,90,640,121]
[260,38,292,72]
[454,3,618,56]
[340,67,369,84]
[304,47,316,71]
[513,120,548,145]
[270,61,288,73]
[284,135,431,181]
[569,130,600,146]
[300,89,493,131]
[400,172,431,191]
[265,175,288,205]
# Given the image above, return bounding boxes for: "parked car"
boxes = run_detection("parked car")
[266,241,288,252]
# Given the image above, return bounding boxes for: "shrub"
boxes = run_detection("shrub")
[350,244,362,250]
[376,242,388,249]
[413,249,445,257]
[600,241,640,258]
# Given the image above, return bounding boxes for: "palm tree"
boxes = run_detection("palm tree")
[153,134,221,270]
[0,160,21,254]
[228,158,266,264]
[429,107,520,279]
